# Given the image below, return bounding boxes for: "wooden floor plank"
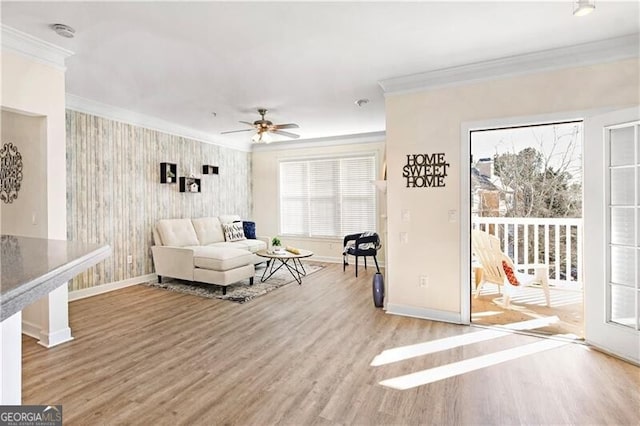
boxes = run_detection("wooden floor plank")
[21,263,640,425]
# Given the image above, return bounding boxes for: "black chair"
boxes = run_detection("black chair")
[342,232,381,277]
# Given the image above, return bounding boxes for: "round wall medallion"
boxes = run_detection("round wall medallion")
[1,142,24,204]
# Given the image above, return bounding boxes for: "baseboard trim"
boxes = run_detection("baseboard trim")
[21,320,41,340]
[37,328,73,348]
[310,255,341,264]
[386,303,463,324]
[23,321,74,348]
[69,273,156,301]
[310,255,386,269]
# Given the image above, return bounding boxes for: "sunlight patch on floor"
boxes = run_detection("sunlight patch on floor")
[378,336,571,390]
[471,310,502,318]
[370,316,559,367]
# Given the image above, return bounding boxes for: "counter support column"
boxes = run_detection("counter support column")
[0,311,22,404]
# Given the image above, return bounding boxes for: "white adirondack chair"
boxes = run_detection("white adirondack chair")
[472,229,550,308]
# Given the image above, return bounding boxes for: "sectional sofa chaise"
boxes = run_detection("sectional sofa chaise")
[151,215,267,294]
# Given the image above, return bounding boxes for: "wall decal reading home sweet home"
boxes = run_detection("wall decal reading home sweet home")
[402,153,450,188]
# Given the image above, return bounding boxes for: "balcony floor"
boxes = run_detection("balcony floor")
[471,282,584,338]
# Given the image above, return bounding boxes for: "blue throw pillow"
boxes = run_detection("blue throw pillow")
[242,221,256,239]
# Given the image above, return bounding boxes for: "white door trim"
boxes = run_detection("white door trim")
[460,109,607,325]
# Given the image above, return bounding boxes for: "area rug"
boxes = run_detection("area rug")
[145,263,324,304]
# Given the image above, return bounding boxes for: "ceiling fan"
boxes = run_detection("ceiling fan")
[221,108,300,143]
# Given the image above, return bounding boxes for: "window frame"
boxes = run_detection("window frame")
[277,152,379,240]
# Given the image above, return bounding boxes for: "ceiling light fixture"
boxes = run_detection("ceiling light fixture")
[573,0,595,16]
[51,23,75,38]
[252,132,272,144]
[355,98,370,107]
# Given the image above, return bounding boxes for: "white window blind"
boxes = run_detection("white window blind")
[279,155,377,238]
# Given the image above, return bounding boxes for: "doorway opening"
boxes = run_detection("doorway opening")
[469,121,584,338]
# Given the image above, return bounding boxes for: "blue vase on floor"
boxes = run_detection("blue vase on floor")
[372,272,384,308]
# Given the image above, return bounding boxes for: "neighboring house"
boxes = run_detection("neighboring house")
[471,158,509,219]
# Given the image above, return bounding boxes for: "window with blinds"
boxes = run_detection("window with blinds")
[279,155,377,238]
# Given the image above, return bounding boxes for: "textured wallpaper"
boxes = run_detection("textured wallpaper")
[66,110,251,291]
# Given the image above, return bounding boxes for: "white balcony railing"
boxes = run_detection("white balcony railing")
[472,217,583,287]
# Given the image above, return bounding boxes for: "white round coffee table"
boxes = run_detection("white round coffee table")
[256,248,314,285]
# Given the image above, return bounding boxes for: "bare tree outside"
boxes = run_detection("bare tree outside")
[492,123,582,218]
[472,122,583,282]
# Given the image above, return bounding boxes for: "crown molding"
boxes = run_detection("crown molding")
[1,25,74,71]
[379,34,640,95]
[66,94,252,152]
[251,131,386,152]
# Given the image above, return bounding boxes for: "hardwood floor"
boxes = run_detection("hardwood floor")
[22,263,640,425]
[471,282,584,338]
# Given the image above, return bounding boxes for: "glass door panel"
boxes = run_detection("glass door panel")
[610,126,635,166]
[610,208,634,245]
[607,123,638,332]
[610,168,634,205]
[610,285,636,327]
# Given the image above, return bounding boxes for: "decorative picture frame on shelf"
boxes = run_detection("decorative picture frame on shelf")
[179,176,201,193]
[160,162,177,184]
[202,165,219,175]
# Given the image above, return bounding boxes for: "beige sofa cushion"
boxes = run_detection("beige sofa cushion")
[192,217,225,244]
[194,264,254,286]
[209,239,266,253]
[190,246,254,272]
[156,219,199,247]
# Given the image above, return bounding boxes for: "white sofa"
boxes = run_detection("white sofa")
[151,215,268,294]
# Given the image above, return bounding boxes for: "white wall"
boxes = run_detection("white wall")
[1,50,72,348]
[384,58,640,320]
[1,51,67,240]
[252,138,386,262]
[1,110,48,237]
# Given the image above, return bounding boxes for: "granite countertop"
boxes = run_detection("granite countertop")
[0,235,111,322]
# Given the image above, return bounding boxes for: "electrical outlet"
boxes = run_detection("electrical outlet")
[400,232,409,243]
[127,255,133,264]
[419,275,429,288]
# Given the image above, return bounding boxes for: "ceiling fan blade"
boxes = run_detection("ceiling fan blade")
[273,123,299,130]
[239,121,256,126]
[221,129,254,134]
[272,130,300,139]
[274,123,299,130]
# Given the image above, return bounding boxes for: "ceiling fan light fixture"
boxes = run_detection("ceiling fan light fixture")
[573,0,595,16]
[223,108,300,142]
[251,132,272,143]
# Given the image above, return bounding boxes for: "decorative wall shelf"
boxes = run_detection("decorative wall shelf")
[160,162,177,184]
[179,177,201,193]
[202,165,219,175]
